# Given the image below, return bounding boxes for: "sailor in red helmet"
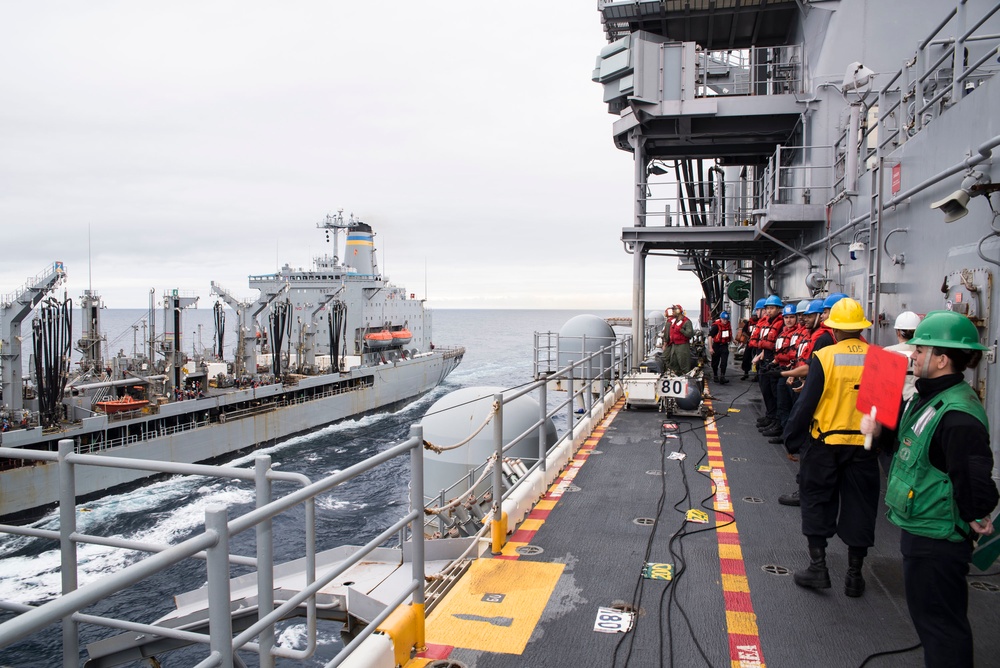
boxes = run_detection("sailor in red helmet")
[662,304,694,374]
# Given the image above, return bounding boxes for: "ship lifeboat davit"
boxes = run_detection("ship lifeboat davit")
[363,329,392,350]
[96,395,150,414]
[391,328,412,346]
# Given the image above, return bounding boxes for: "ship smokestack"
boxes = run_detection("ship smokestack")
[346,222,378,277]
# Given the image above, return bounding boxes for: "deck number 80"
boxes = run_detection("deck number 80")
[594,606,633,633]
[660,378,688,398]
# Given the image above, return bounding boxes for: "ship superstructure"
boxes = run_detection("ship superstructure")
[0,212,463,523]
[592,0,1000,443]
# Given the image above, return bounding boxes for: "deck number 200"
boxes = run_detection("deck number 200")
[660,378,688,398]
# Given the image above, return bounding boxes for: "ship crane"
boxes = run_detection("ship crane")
[300,289,344,372]
[210,281,290,378]
[0,262,66,413]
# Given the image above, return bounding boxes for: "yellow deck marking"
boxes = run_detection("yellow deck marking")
[725,610,760,636]
[722,573,750,593]
[535,499,557,511]
[425,559,565,653]
[499,541,527,557]
[719,543,743,560]
[519,518,544,532]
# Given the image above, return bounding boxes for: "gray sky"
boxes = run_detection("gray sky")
[1,1,701,311]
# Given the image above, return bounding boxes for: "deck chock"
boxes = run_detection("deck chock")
[376,602,425,668]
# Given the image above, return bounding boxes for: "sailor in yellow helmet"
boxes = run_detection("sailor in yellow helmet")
[782,297,879,597]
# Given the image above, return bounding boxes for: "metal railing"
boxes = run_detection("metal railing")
[758,145,837,208]
[695,45,804,98]
[638,178,761,227]
[837,1,1000,195]
[0,262,66,309]
[423,334,633,541]
[0,426,428,668]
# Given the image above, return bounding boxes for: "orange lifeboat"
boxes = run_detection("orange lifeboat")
[96,395,150,414]
[363,329,392,350]
[391,328,412,345]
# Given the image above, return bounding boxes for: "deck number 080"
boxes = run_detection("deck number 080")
[660,377,688,398]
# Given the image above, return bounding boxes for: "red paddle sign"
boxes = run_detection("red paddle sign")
[856,344,909,430]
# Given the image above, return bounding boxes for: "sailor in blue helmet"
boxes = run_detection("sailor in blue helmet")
[709,310,732,383]
[754,295,784,435]
[740,298,767,380]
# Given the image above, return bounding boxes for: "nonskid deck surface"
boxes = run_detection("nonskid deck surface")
[414,377,1000,668]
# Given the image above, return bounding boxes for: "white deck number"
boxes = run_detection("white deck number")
[660,377,688,398]
[594,606,634,634]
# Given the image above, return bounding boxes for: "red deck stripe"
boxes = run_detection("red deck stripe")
[703,398,767,667]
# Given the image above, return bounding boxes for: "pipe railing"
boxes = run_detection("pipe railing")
[0,425,428,668]
[422,333,633,539]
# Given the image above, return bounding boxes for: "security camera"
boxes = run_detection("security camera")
[930,190,971,222]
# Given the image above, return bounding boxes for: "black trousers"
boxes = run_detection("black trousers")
[900,530,974,668]
[799,442,880,549]
[776,377,794,426]
[711,343,729,376]
[760,367,778,417]
[741,346,754,375]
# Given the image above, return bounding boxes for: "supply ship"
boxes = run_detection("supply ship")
[2,1,1000,666]
[0,211,463,523]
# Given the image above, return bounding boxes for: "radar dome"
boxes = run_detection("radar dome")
[421,386,556,500]
[557,315,615,380]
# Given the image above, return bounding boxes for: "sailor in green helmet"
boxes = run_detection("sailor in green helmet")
[861,310,997,668]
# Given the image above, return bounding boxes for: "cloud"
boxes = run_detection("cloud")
[0,1,702,310]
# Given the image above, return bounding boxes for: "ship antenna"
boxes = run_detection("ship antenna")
[88,222,93,293]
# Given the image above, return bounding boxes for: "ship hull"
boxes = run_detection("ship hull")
[0,350,462,523]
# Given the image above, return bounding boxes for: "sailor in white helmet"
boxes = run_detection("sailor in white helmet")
[885,311,921,401]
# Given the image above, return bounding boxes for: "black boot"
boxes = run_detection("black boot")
[845,554,865,597]
[793,546,831,589]
[719,375,729,384]
[713,373,720,383]
[778,490,800,506]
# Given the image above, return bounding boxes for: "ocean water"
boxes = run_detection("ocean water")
[0,308,627,667]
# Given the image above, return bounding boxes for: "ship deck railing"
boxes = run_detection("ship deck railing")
[694,44,804,98]
[424,335,634,540]
[833,1,1000,198]
[0,426,431,668]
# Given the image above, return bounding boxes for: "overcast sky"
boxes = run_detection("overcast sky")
[1,1,702,312]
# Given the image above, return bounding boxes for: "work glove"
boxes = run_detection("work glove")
[859,414,881,437]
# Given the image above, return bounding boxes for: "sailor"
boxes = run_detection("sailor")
[709,310,732,383]
[764,302,804,444]
[884,310,921,401]
[776,298,828,507]
[861,311,997,668]
[740,298,766,380]
[753,295,784,434]
[783,298,879,597]
[663,304,694,374]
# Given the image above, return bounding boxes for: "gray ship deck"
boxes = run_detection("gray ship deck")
[419,378,1000,668]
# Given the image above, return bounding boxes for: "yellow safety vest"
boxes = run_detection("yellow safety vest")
[809,337,869,446]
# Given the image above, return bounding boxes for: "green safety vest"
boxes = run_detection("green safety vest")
[885,381,989,541]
